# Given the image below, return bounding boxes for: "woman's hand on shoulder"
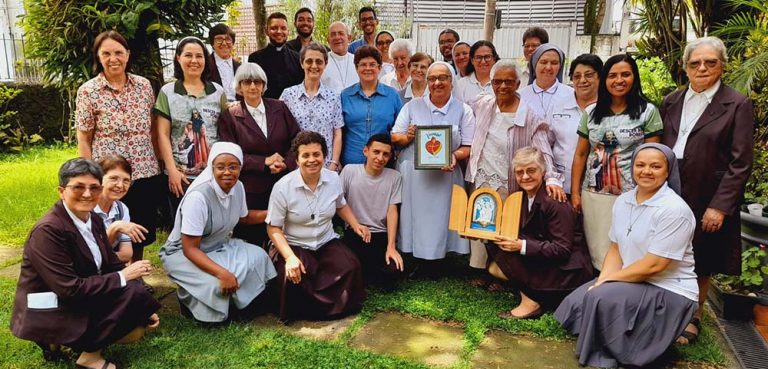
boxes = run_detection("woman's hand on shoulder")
[546,184,567,203]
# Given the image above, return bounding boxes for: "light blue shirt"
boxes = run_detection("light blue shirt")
[348,38,367,54]
[340,82,403,165]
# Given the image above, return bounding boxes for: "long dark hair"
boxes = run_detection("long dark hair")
[173,37,211,82]
[590,54,648,125]
[465,40,500,76]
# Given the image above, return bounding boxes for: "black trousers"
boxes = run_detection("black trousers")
[343,231,402,289]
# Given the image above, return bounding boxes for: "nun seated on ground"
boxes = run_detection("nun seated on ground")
[160,142,277,324]
[555,143,699,368]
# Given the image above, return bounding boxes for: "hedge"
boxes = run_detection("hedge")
[0,83,70,142]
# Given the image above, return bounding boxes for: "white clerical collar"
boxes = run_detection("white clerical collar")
[213,53,232,64]
[245,100,266,115]
[330,51,349,60]
[532,81,559,95]
[685,79,720,104]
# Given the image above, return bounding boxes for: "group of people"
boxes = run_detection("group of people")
[9,5,755,369]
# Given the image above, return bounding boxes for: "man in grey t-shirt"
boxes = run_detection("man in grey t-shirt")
[340,134,403,290]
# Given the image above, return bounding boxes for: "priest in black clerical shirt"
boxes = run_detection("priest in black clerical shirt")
[248,12,304,99]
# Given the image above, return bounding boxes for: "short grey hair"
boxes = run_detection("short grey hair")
[511,147,547,175]
[59,158,103,187]
[490,60,521,80]
[329,21,350,35]
[683,36,728,65]
[233,62,268,94]
[389,39,414,59]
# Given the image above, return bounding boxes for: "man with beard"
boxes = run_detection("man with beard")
[286,8,326,52]
[322,22,359,92]
[248,12,304,99]
[438,29,459,69]
[348,7,379,54]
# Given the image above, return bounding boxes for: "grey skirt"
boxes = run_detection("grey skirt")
[554,279,696,368]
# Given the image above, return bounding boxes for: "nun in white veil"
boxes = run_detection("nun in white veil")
[160,142,277,323]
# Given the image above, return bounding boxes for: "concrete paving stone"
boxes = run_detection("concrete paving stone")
[251,314,357,341]
[472,331,582,369]
[350,312,464,367]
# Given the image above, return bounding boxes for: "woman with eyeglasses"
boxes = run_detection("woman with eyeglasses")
[465,61,568,288]
[454,40,499,104]
[519,44,583,199]
[340,46,403,165]
[282,43,343,172]
[94,155,148,264]
[660,37,754,345]
[218,62,301,247]
[207,24,240,102]
[160,142,277,324]
[398,52,433,104]
[391,62,476,277]
[155,37,228,212]
[570,54,663,272]
[569,54,603,112]
[11,158,160,369]
[76,30,163,267]
[374,31,396,78]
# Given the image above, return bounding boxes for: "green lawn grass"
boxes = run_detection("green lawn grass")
[0,145,77,247]
[0,145,727,368]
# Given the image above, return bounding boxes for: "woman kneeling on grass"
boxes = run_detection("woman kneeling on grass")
[266,131,369,322]
[555,143,699,368]
[11,158,160,369]
[160,142,277,324]
[488,147,593,320]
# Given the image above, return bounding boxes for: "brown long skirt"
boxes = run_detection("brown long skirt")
[68,280,161,352]
[270,239,365,321]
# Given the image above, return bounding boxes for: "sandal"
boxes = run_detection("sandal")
[76,360,115,369]
[498,307,543,320]
[677,317,701,345]
[35,342,69,362]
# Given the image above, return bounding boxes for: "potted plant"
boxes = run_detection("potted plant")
[710,245,768,320]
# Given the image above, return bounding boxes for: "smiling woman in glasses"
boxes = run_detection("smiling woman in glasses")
[160,142,277,325]
[660,36,755,346]
[217,62,301,247]
[465,60,568,288]
[454,40,500,104]
[11,158,160,369]
[390,61,475,277]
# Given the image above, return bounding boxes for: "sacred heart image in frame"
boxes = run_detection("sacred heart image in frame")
[449,187,523,241]
[415,125,452,169]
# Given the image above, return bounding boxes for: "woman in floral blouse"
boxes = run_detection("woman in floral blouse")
[76,30,162,264]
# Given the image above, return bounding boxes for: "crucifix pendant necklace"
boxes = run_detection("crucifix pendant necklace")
[626,206,647,236]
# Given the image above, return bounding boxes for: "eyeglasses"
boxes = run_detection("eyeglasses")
[213,164,241,173]
[687,59,720,70]
[360,16,377,23]
[303,58,325,66]
[104,176,132,186]
[240,79,264,87]
[376,40,393,47]
[357,62,380,70]
[491,79,517,86]
[514,167,540,177]
[64,184,103,194]
[214,37,233,45]
[473,54,494,62]
[427,74,452,83]
[571,71,597,81]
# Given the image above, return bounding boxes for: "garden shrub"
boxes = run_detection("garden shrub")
[0,83,70,143]
[636,56,677,107]
[0,85,44,153]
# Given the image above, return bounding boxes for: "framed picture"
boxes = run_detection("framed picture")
[415,125,452,170]
[449,186,522,241]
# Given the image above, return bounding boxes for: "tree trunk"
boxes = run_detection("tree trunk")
[482,0,496,42]
[252,0,267,49]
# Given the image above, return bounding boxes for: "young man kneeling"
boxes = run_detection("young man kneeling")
[340,134,404,290]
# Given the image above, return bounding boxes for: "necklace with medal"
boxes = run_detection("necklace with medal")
[626,205,647,236]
